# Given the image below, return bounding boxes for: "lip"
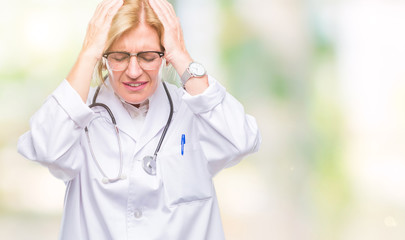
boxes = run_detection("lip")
[122,81,148,91]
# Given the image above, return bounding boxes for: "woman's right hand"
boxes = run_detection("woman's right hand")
[81,0,124,59]
[67,0,123,103]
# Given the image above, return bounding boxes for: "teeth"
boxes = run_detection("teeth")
[128,83,142,87]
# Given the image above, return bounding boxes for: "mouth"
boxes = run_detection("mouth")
[126,82,145,87]
[123,81,148,91]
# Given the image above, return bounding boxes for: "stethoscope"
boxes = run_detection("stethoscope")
[84,80,173,184]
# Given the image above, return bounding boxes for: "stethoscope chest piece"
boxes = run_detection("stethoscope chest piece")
[87,81,173,180]
[143,155,157,175]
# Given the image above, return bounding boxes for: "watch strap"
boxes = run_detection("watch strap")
[181,62,206,87]
[181,68,192,86]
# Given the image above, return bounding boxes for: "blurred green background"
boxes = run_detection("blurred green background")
[1,0,405,239]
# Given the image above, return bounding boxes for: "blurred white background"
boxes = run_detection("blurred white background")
[1,0,405,239]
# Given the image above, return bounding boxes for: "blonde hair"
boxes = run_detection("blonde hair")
[95,0,165,83]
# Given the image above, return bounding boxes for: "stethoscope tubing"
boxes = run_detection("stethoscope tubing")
[154,81,173,155]
[85,80,173,182]
[85,117,124,183]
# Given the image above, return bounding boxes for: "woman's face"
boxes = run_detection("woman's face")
[107,24,162,105]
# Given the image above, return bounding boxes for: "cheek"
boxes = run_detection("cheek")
[108,72,123,94]
[110,71,123,82]
[145,69,160,83]
[109,71,124,87]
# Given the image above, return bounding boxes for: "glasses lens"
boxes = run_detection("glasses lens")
[106,52,163,71]
[137,52,162,70]
[106,52,129,71]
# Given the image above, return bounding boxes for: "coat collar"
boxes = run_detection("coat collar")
[93,79,181,148]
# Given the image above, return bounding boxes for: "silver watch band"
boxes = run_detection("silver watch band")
[180,62,206,87]
[181,68,192,86]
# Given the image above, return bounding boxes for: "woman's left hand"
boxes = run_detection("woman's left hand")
[148,0,192,74]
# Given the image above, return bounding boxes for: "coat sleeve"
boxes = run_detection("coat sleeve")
[17,80,94,181]
[182,76,261,177]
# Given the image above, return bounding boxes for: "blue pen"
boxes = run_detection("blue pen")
[181,134,185,155]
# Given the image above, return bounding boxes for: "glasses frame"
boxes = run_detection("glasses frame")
[103,51,165,71]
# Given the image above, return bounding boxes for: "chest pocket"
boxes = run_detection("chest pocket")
[158,140,213,206]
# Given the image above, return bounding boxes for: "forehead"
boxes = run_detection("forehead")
[111,24,161,52]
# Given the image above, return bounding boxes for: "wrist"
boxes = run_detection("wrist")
[166,50,193,76]
[79,48,101,64]
[67,49,100,86]
[181,62,207,87]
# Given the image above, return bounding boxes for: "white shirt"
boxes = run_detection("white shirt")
[18,76,261,240]
[121,98,149,138]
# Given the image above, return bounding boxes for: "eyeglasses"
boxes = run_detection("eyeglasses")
[103,51,164,71]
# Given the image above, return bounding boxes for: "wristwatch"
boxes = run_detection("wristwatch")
[181,62,207,86]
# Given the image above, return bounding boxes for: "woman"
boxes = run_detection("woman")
[18,0,261,239]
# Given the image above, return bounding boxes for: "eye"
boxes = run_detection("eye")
[138,52,159,62]
[109,53,129,62]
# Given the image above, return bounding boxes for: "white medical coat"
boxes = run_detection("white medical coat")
[18,76,261,240]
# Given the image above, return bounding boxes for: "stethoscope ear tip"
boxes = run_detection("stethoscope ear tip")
[101,174,127,184]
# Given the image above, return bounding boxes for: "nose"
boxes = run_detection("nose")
[125,56,143,78]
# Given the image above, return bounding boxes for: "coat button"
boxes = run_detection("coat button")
[134,209,142,219]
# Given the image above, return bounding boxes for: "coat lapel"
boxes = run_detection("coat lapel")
[95,81,142,142]
[94,79,181,152]
[136,81,180,153]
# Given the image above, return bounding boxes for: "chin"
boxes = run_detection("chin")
[112,77,159,105]
[125,97,148,105]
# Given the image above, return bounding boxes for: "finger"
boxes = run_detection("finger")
[148,0,166,21]
[94,0,111,14]
[105,0,124,21]
[93,0,122,24]
[92,0,116,20]
[149,0,186,52]
[177,17,185,45]
[149,0,177,26]
[83,0,123,51]
[99,0,123,20]
[89,1,112,27]
[152,0,176,17]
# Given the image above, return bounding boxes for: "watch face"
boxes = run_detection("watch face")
[189,62,206,76]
